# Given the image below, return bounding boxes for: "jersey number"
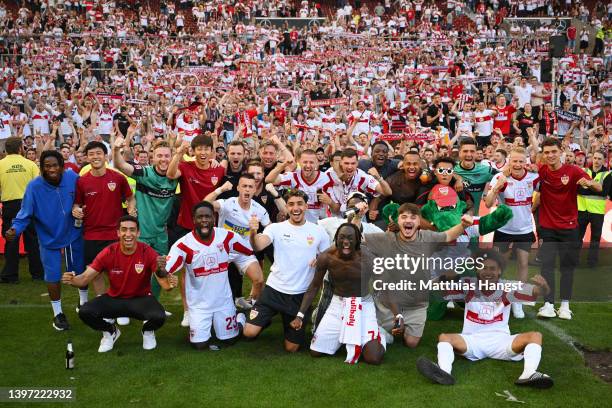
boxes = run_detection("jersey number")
[225,316,238,331]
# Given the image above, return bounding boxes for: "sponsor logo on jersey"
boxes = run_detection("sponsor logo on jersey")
[561,175,569,185]
[439,186,449,195]
[135,262,144,274]
[107,181,117,191]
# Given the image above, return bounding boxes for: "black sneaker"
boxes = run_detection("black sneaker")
[52,313,70,331]
[416,356,455,385]
[515,372,554,389]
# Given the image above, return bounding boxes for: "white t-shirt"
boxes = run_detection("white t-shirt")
[262,221,330,294]
[474,109,494,136]
[217,197,270,244]
[489,171,539,234]
[0,112,11,139]
[166,229,256,312]
[514,84,534,108]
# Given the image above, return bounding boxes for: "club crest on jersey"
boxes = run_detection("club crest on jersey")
[561,175,569,185]
[217,243,224,252]
[211,176,219,185]
[107,181,117,191]
[249,309,259,320]
[439,186,449,195]
[307,235,314,245]
[135,262,144,274]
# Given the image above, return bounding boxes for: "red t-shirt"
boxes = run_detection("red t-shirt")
[75,170,133,240]
[538,164,590,230]
[91,242,158,298]
[493,104,516,135]
[177,161,225,229]
[64,162,80,173]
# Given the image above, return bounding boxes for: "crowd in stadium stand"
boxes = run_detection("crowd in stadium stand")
[0,0,610,382]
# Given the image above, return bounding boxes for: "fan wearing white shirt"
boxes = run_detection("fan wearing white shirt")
[244,190,331,352]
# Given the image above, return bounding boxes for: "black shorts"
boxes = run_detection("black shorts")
[247,285,307,345]
[84,239,117,266]
[493,230,535,252]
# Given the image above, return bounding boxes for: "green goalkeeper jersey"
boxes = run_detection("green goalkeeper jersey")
[453,162,497,215]
[131,165,178,239]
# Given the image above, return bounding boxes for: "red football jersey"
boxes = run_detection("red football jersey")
[91,242,159,298]
[75,170,133,240]
[493,105,516,135]
[177,161,225,230]
[538,164,590,230]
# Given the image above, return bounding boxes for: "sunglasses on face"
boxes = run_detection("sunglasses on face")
[436,168,454,175]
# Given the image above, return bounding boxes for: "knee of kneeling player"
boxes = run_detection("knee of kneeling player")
[404,335,421,348]
[438,333,451,343]
[284,341,300,353]
[242,324,260,338]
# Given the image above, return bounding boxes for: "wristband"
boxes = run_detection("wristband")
[296,312,305,319]
[395,314,404,320]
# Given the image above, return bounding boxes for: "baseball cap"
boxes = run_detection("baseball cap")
[430,184,458,208]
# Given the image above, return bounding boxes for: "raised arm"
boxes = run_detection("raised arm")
[112,136,135,177]
[248,215,272,252]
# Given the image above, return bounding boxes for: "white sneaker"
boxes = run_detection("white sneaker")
[557,307,573,320]
[103,318,116,324]
[446,301,455,309]
[117,317,130,326]
[537,302,557,318]
[236,312,246,327]
[142,331,157,350]
[98,328,121,353]
[181,311,190,327]
[523,301,536,307]
[164,310,172,317]
[512,303,525,319]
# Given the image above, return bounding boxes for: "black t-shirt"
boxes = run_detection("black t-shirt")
[217,164,244,199]
[358,158,400,179]
[113,113,130,137]
[516,112,536,139]
[425,103,449,129]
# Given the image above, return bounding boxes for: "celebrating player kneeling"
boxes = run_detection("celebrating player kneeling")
[165,202,264,349]
[290,223,385,365]
[416,249,554,388]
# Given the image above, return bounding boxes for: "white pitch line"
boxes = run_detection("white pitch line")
[527,312,583,356]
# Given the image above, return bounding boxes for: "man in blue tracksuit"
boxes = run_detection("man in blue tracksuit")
[6,150,85,331]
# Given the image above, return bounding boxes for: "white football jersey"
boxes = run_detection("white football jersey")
[490,172,539,234]
[445,277,536,335]
[278,170,335,223]
[166,229,256,312]
[217,197,270,243]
